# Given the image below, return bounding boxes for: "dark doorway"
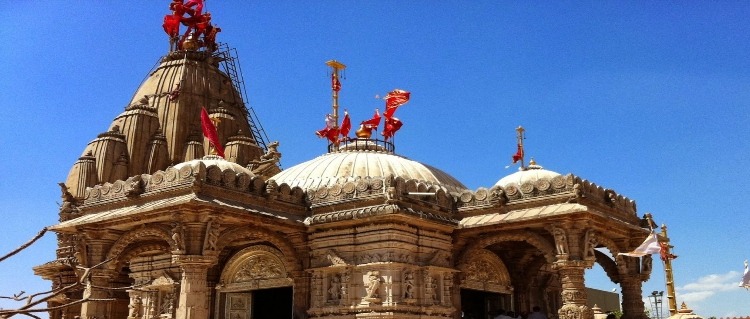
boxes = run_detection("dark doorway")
[460,288,509,319]
[252,286,293,319]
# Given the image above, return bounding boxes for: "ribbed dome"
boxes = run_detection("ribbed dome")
[495,160,561,187]
[271,140,467,194]
[63,51,267,198]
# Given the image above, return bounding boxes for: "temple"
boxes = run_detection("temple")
[33,2,667,319]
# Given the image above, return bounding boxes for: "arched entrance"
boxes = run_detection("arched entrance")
[216,245,294,319]
[458,249,514,319]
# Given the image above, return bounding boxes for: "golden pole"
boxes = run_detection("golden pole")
[325,60,346,128]
[660,224,678,316]
[515,126,526,169]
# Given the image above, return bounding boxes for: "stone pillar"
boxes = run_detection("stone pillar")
[172,255,217,319]
[617,255,648,319]
[620,277,647,319]
[554,261,593,319]
[80,270,116,319]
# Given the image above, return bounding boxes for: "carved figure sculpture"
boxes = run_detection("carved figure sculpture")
[424,273,437,302]
[583,230,597,260]
[250,141,282,176]
[403,271,415,299]
[364,271,382,299]
[328,274,341,301]
[171,223,185,252]
[553,227,569,255]
[128,296,142,318]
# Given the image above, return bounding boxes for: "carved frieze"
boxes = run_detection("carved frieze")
[219,245,290,291]
[457,249,512,294]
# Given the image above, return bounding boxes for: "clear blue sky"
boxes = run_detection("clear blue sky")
[1,2,749,317]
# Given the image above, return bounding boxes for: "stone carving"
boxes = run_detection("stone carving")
[128,296,142,318]
[583,230,597,261]
[126,175,144,197]
[328,274,341,302]
[558,303,593,319]
[442,272,454,306]
[249,141,282,177]
[171,223,185,252]
[428,250,451,267]
[363,271,383,301]
[340,270,350,304]
[233,255,284,282]
[160,292,175,315]
[403,270,416,300]
[203,218,220,252]
[553,227,569,256]
[424,273,438,304]
[326,249,347,266]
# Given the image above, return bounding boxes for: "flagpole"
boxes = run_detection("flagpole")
[326,60,346,129]
[516,126,526,170]
[660,224,678,316]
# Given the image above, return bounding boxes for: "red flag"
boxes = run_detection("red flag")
[383,89,410,118]
[315,114,340,143]
[200,107,225,158]
[382,116,403,140]
[332,74,341,92]
[512,144,524,163]
[361,109,381,130]
[658,241,678,261]
[340,111,351,138]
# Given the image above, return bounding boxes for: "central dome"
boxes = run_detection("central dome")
[271,140,467,193]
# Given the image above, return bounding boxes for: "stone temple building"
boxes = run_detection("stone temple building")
[33,3,664,319]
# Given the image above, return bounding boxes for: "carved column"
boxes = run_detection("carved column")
[617,255,648,319]
[80,269,117,319]
[554,261,593,319]
[172,255,217,319]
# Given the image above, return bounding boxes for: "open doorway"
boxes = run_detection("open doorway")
[460,288,510,319]
[252,287,293,319]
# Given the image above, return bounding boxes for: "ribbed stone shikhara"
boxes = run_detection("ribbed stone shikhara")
[33,5,668,319]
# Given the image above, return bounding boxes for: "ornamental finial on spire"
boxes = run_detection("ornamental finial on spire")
[163,0,221,52]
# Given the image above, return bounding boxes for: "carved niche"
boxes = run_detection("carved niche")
[218,245,292,291]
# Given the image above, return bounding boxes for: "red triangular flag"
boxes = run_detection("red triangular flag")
[361,109,381,130]
[200,107,225,158]
[382,116,403,140]
[383,89,410,118]
[512,144,524,163]
[332,73,341,92]
[340,111,351,138]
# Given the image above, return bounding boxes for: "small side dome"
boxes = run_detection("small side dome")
[174,155,254,176]
[495,159,561,187]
